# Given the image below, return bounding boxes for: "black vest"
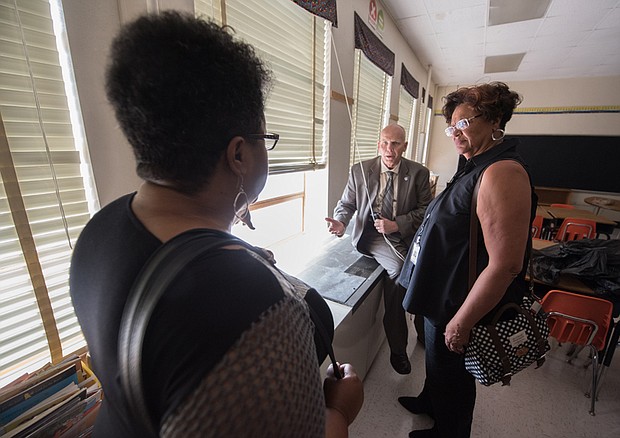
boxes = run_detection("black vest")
[398,138,537,326]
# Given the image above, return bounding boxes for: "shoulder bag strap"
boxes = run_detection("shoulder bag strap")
[118,230,241,437]
[469,174,545,385]
[468,176,482,291]
[118,230,341,436]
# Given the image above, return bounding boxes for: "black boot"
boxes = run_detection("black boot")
[398,396,434,419]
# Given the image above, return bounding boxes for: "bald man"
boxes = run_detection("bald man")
[326,124,432,374]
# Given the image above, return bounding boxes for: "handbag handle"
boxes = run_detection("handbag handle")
[468,172,536,297]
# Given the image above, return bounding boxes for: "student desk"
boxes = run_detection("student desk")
[531,238,593,294]
[584,196,620,215]
[536,206,617,238]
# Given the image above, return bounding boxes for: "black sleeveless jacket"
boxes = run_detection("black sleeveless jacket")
[398,138,537,326]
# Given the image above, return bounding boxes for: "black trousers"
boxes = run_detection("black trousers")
[421,318,476,438]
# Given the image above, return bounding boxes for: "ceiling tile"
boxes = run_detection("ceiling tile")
[489,0,551,26]
[597,7,620,29]
[538,13,611,35]
[485,20,541,42]
[484,53,526,73]
[529,31,590,50]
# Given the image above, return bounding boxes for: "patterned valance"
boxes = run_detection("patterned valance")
[291,0,338,27]
[400,64,419,99]
[353,12,394,76]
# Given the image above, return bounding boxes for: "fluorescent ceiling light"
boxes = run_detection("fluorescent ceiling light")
[484,53,526,73]
[489,0,551,26]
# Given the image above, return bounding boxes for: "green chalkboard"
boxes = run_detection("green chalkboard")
[510,135,620,194]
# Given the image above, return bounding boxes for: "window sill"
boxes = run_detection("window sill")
[269,232,386,327]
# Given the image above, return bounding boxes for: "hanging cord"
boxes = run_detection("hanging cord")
[14,0,72,249]
[330,30,404,262]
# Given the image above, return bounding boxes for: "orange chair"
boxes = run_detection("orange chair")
[550,203,575,209]
[555,217,596,241]
[531,215,544,239]
[540,290,613,415]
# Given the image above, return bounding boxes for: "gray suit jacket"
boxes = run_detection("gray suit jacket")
[333,156,432,255]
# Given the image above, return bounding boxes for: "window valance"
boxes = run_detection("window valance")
[353,12,394,76]
[400,64,419,99]
[291,0,338,27]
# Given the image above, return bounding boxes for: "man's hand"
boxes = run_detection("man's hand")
[374,216,398,235]
[325,217,345,237]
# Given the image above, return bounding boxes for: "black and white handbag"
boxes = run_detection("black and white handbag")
[463,176,550,386]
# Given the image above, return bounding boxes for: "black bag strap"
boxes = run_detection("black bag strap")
[118,230,239,436]
[118,229,340,436]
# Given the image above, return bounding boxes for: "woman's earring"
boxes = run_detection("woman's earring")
[233,180,250,222]
[492,128,505,141]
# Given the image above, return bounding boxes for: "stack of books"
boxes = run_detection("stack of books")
[0,354,101,438]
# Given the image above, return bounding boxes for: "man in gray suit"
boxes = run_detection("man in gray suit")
[326,124,432,374]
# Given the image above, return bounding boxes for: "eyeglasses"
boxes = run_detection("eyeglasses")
[246,132,279,150]
[444,114,482,137]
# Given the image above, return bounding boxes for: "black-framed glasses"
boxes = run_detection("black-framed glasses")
[444,114,482,137]
[246,132,279,150]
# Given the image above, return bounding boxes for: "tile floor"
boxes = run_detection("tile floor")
[349,319,620,438]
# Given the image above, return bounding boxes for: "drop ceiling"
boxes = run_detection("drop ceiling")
[381,0,620,86]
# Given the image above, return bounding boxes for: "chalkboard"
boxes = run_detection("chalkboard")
[509,135,620,194]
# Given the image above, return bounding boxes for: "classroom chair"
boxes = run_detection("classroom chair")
[540,290,614,415]
[555,217,596,241]
[531,215,544,239]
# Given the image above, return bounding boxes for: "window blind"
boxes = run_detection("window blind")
[349,50,391,165]
[195,0,330,174]
[0,0,91,387]
[419,106,432,165]
[397,86,418,159]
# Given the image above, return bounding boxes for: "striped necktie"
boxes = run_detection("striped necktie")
[380,171,394,220]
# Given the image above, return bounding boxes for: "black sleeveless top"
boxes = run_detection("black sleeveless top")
[398,138,537,326]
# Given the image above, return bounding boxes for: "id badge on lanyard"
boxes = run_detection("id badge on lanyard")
[410,241,420,265]
[410,212,430,266]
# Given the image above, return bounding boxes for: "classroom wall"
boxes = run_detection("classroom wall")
[428,76,620,193]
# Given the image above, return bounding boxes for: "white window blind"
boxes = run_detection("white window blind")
[195,0,329,174]
[0,0,93,387]
[350,50,391,165]
[397,86,418,160]
[419,106,432,165]
[414,97,426,163]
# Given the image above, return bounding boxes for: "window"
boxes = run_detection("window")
[419,99,433,165]
[195,0,330,173]
[0,0,95,387]
[195,0,332,247]
[349,50,391,165]
[397,86,418,160]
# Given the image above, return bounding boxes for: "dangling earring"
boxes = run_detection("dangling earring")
[492,128,505,141]
[233,176,250,222]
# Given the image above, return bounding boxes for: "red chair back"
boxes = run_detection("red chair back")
[555,217,596,241]
[540,290,613,351]
[531,215,544,239]
[550,203,575,209]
